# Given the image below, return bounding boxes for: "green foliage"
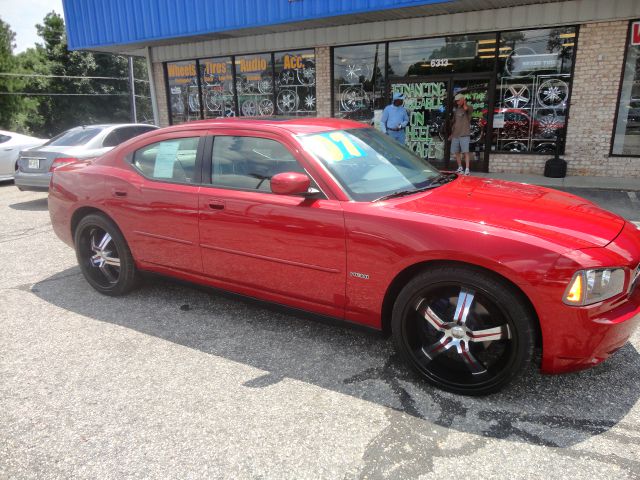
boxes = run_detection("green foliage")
[0,12,153,138]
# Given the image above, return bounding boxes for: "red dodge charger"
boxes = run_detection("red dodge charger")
[48,118,640,395]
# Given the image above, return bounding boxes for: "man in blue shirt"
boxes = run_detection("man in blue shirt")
[381,92,409,144]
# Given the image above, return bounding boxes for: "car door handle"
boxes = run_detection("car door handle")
[4,148,12,151]
[208,201,225,210]
[112,189,127,197]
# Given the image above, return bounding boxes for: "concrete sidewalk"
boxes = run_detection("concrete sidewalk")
[473,172,640,191]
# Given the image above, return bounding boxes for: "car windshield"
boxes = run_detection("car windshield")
[43,127,102,147]
[298,127,441,201]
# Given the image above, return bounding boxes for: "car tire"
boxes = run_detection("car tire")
[74,213,140,296]
[392,266,535,396]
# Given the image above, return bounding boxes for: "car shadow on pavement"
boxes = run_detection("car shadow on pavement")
[9,197,48,211]
[30,268,640,460]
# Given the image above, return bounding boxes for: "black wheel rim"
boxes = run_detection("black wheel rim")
[78,225,121,288]
[402,283,517,390]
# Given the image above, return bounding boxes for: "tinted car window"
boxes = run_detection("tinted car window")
[133,137,199,184]
[211,136,306,191]
[104,126,157,147]
[0,134,11,144]
[44,127,102,147]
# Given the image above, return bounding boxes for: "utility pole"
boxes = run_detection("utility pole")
[128,56,137,123]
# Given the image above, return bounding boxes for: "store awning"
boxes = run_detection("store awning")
[62,0,561,52]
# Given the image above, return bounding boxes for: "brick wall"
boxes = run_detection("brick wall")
[490,20,639,177]
[152,62,170,127]
[315,46,331,118]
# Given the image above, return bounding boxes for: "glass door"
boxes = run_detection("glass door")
[449,78,492,172]
[390,79,449,169]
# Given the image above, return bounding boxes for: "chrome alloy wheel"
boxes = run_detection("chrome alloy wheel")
[403,284,517,389]
[82,227,121,287]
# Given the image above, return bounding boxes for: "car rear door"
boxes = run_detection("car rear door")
[104,131,204,273]
[197,129,347,318]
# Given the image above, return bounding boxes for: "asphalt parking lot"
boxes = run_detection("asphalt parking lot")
[1,181,639,479]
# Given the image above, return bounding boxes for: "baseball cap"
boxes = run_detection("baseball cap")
[454,93,465,101]
[392,92,404,101]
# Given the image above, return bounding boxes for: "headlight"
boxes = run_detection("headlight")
[563,268,626,306]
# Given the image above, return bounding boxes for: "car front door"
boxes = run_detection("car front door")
[198,131,347,318]
[105,132,204,273]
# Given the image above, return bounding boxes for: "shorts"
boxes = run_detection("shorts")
[450,136,470,154]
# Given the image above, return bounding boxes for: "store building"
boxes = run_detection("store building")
[62,0,640,177]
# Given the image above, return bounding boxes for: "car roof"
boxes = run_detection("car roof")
[66,123,158,130]
[168,117,369,135]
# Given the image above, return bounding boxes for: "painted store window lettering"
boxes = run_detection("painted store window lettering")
[199,57,235,119]
[392,82,447,160]
[166,61,199,125]
[235,54,274,117]
[274,50,316,116]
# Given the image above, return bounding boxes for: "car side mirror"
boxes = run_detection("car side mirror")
[271,172,311,196]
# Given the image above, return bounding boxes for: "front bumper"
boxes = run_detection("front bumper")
[14,171,51,191]
[539,222,640,373]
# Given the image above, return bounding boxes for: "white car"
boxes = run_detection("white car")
[0,130,48,181]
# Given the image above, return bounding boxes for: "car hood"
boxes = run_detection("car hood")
[389,176,624,249]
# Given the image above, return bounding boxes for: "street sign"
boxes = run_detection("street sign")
[632,21,640,46]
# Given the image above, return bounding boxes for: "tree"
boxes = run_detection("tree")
[0,17,24,131]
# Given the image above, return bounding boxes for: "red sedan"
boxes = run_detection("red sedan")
[48,118,640,395]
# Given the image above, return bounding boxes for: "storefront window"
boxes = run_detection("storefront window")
[612,21,640,156]
[274,49,316,116]
[388,34,497,77]
[199,57,235,118]
[235,53,274,117]
[493,27,576,154]
[166,60,199,124]
[333,43,386,123]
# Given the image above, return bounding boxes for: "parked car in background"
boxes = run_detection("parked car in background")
[48,118,640,396]
[0,130,48,182]
[15,123,158,191]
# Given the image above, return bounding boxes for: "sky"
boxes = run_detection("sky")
[1,0,65,53]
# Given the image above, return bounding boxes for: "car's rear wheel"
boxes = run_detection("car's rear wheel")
[74,214,139,296]
[392,266,535,395]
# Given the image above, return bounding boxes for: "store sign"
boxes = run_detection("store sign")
[167,63,196,78]
[283,54,305,69]
[509,53,559,73]
[202,61,227,75]
[632,22,640,46]
[239,57,267,73]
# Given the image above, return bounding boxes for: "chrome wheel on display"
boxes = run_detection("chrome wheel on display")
[277,90,298,113]
[503,141,528,152]
[241,99,258,116]
[258,98,274,116]
[340,86,367,112]
[503,84,530,109]
[75,214,139,296]
[392,267,535,395]
[537,79,568,107]
[297,60,316,86]
[258,77,273,94]
[278,70,296,86]
[535,114,559,139]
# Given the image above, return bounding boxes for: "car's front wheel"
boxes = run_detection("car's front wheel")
[74,213,139,296]
[392,266,536,395]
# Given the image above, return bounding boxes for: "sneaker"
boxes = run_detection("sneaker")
[464,168,470,176]
[456,167,464,173]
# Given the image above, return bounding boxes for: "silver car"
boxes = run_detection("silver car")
[15,123,158,191]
